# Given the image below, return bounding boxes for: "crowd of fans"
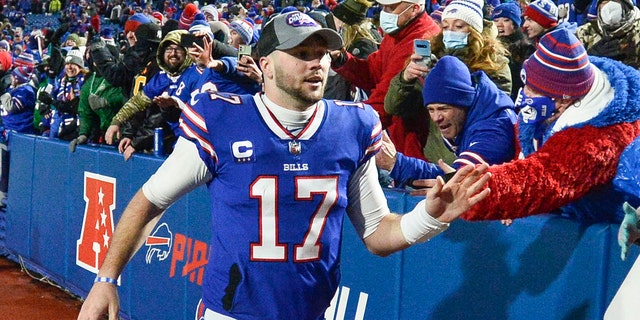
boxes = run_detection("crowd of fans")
[0,0,638,225]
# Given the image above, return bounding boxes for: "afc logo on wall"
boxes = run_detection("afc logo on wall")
[76,172,116,274]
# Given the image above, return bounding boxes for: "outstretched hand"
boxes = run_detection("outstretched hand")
[77,282,120,320]
[424,163,491,223]
[619,202,640,261]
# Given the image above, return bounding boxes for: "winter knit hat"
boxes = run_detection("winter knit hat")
[189,19,214,39]
[430,6,444,23]
[229,18,255,45]
[422,56,476,108]
[65,47,85,68]
[14,52,35,68]
[441,0,485,33]
[522,28,594,99]
[201,5,219,21]
[152,11,165,25]
[332,0,371,25]
[179,3,199,30]
[12,65,32,84]
[524,0,558,29]
[492,2,522,27]
[125,13,151,34]
[0,40,10,51]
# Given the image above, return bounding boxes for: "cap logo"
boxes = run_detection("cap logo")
[446,8,458,13]
[286,12,319,27]
[494,9,503,15]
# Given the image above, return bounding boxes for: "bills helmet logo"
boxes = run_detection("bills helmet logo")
[145,223,173,264]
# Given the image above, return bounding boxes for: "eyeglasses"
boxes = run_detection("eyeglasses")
[165,46,185,54]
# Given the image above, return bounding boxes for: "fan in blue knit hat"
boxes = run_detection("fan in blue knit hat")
[492,2,522,27]
[423,55,477,108]
[229,18,255,47]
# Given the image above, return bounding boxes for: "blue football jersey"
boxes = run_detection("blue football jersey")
[179,92,382,319]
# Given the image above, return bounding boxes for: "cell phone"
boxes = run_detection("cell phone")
[238,44,252,60]
[413,39,432,67]
[180,33,205,48]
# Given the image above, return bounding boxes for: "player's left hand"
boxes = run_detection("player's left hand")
[619,202,640,261]
[424,163,491,223]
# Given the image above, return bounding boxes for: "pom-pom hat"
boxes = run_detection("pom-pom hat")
[255,11,343,58]
[12,65,33,84]
[179,3,199,30]
[522,28,594,99]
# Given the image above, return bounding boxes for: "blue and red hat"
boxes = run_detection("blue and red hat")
[522,28,594,99]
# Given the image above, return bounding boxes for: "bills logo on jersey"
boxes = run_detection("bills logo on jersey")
[231,140,255,163]
[76,172,116,273]
[145,223,173,264]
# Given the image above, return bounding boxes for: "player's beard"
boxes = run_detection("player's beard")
[274,65,325,106]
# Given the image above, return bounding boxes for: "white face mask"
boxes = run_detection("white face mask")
[599,1,625,27]
[379,4,413,34]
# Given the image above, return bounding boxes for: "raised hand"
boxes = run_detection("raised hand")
[425,163,491,223]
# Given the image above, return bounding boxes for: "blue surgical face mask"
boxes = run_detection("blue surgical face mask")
[442,30,469,50]
[515,88,556,124]
[379,5,413,34]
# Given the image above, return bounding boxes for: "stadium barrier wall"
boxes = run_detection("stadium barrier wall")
[2,133,638,320]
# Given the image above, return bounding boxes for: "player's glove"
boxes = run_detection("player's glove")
[69,135,88,153]
[618,202,640,261]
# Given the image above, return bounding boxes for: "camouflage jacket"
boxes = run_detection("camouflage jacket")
[576,7,640,69]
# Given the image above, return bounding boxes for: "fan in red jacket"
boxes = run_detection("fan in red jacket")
[331,0,440,160]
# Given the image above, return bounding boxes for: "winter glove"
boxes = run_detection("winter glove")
[38,91,54,105]
[50,23,70,46]
[587,37,620,58]
[69,135,88,152]
[38,102,51,116]
[619,202,640,261]
[54,97,79,114]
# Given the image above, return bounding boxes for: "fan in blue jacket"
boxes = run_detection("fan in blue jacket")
[376,55,517,187]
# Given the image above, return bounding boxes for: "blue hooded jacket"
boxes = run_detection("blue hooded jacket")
[390,69,517,186]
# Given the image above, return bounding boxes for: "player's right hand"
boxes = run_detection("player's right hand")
[77,282,120,320]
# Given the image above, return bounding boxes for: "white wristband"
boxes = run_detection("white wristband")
[400,199,449,244]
